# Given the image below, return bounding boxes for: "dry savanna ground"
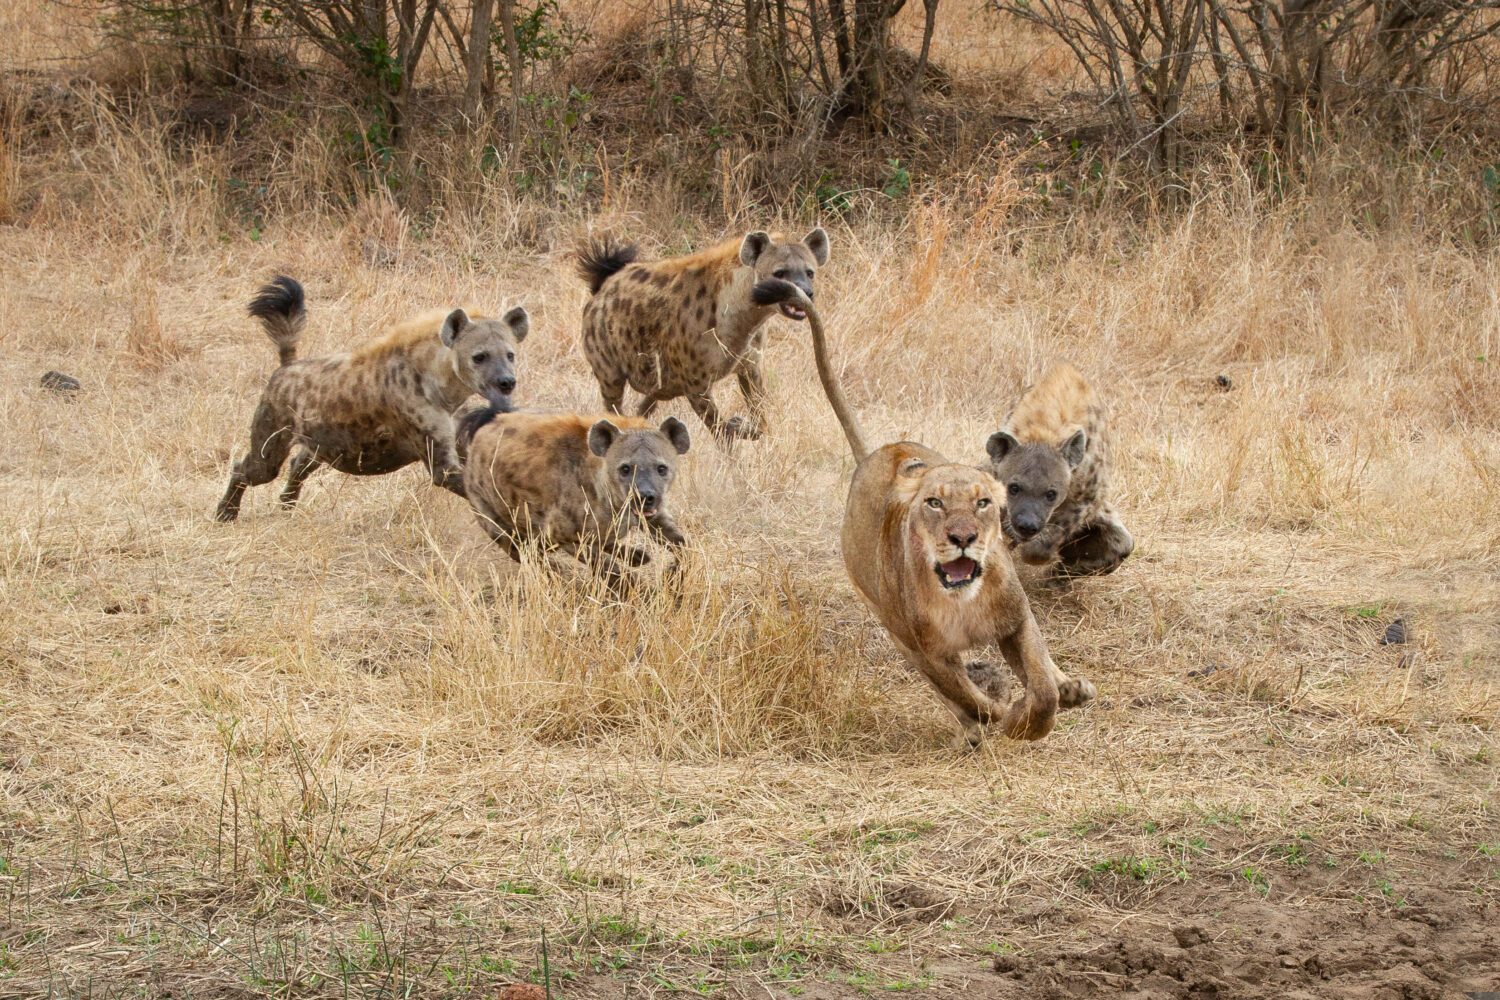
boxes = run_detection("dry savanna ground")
[2,2,1500,997]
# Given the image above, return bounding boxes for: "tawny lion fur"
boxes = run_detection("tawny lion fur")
[749,279,1096,745]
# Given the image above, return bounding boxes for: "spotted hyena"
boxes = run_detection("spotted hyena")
[459,407,691,584]
[575,229,829,441]
[984,363,1133,577]
[215,276,529,521]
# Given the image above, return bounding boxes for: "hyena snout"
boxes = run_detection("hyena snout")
[1010,511,1044,539]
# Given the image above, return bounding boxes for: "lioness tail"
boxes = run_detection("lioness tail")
[751,278,870,462]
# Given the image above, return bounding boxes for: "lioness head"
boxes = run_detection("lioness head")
[984,428,1086,541]
[442,306,530,411]
[589,417,692,519]
[739,229,830,322]
[906,465,1003,594]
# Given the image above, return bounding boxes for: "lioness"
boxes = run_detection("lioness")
[749,279,1096,744]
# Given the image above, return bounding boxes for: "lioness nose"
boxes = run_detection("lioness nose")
[949,530,977,549]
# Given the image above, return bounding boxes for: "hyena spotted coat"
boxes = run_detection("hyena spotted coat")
[459,408,691,584]
[215,276,529,521]
[575,229,829,441]
[984,364,1133,577]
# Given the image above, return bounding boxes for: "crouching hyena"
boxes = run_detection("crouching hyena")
[215,276,529,522]
[984,363,1133,577]
[575,228,829,441]
[459,407,691,584]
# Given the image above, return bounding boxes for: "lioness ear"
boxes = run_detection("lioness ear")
[502,305,529,343]
[739,231,772,267]
[985,429,1020,465]
[588,419,621,457]
[440,308,470,348]
[659,417,691,455]
[803,227,830,266]
[1060,429,1088,468]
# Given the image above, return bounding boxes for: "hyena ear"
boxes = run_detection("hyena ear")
[588,419,621,458]
[739,231,772,267]
[803,227,830,266]
[985,429,1020,465]
[502,305,530,343]
[440,308,470,348]
[659,417,691,455]
[1060,428,1088,468]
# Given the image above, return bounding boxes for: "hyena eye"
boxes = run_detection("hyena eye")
[805,268,814,279]
[1045,490,1059,503]
[471,352,489,364]
[506,351,515,362]
[976,498,991,509]
[1008,483,1022,497]
[656,464,668,476]
[773,268,788,279]
[619,464,632,477]
[925,497,943,510]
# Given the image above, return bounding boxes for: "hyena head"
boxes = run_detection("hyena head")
[441,305,530,410]
[739,228,830,322]
[984,428,1087,541]
[588,417,692,519]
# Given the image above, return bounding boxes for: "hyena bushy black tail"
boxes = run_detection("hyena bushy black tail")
[248,275,306,366]
[575,240,640,295]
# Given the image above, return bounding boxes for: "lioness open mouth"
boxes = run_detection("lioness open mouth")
[936,556,980,589]
[779,302,807,321]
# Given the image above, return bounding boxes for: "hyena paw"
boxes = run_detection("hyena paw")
[965,660,1011,701]
[623,547,652,567]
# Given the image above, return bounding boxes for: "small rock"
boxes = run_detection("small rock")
[992,953,1024,974]
[1214,374,1232,390]
[1187,663,1228,680]
[40,371,81,396]
[1171,924,1205,948]
[1379,618,1407,645]
[1396,931,1417,947]
[495,986,547,1000]
[1280,956,1300,968]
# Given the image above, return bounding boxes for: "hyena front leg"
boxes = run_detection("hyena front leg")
[1056,502,1134,577]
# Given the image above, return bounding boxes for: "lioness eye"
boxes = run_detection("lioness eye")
[656,464,668,476]
[1008,483,1022,496]
[619,464,632,477]
[1045,490,1058,502]
[472,352,489,364]
[925,497,943,510]
[976,498,991,509]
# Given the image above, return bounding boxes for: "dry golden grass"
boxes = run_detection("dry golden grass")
[1,8,1499,998]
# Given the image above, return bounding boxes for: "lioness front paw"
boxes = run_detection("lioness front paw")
[1057,677,1097,709]
[1001,696,1057,741]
